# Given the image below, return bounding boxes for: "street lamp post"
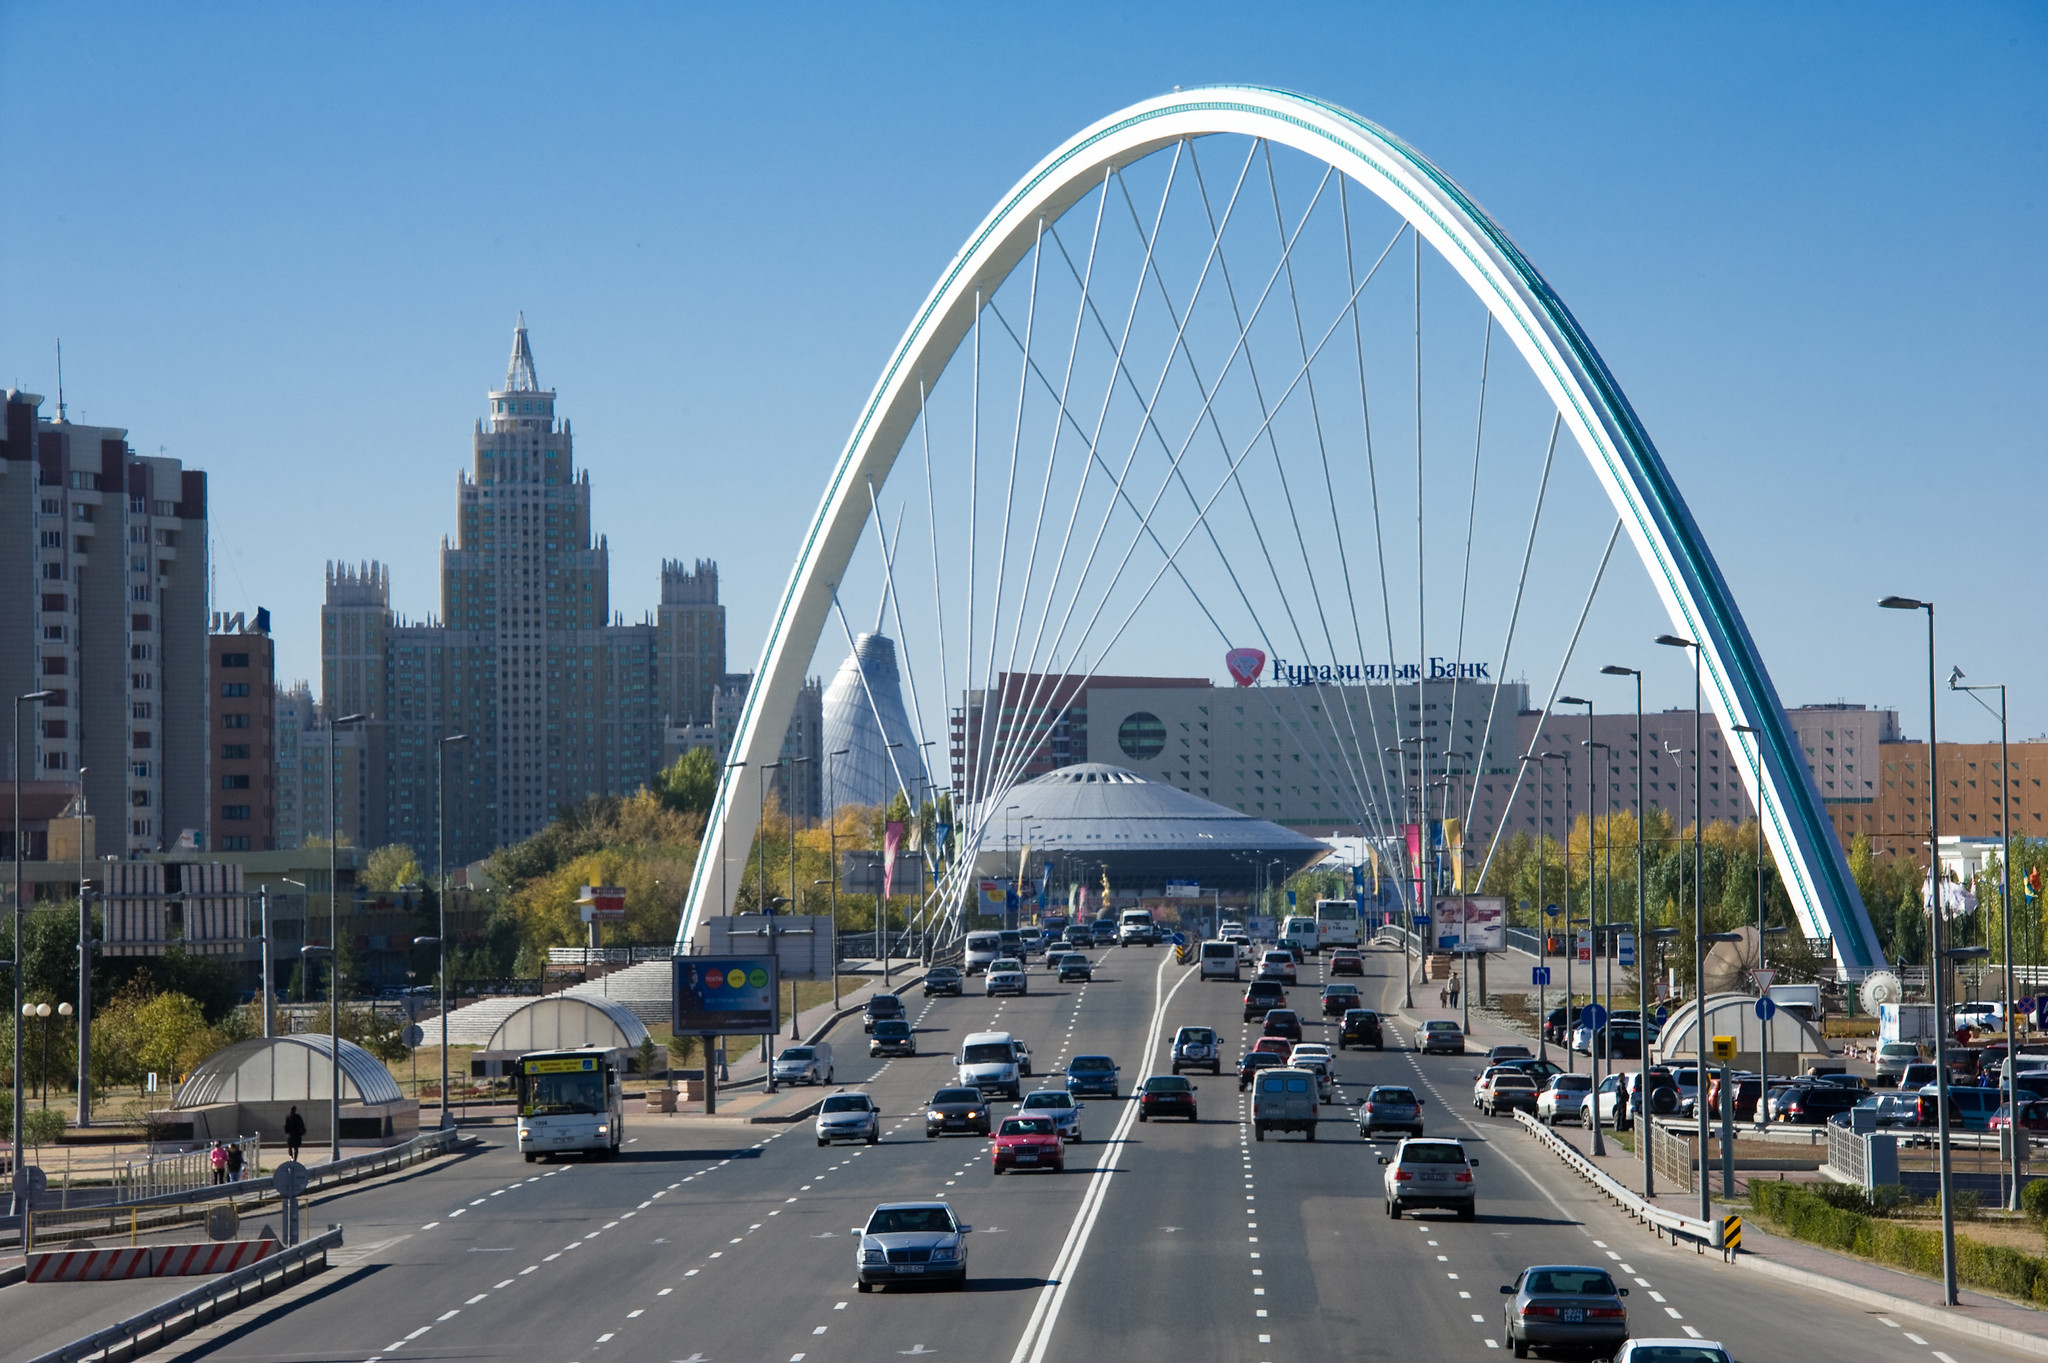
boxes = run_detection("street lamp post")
[1882,594,1961,1302]
[1603,660,1651,1189]
[11,688,57,1213]
[1518,752,1552,1063]
[1952,667,2018,1211]
[434,732,469,1129]
[1731,721,1776,1129]
[1542,748,1575,1074]
[1656,632,1715,1220]
[326,713,368,1165]
[300,944,334,1157]
[720,760,747,918]
[825,748,848,1006]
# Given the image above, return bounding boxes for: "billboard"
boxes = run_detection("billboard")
[673,955,781,1035]
[1432,896,1506,953]
[1164,879,1200,899]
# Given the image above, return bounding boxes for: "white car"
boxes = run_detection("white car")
[1289,1043,1333,1066]
[1536,1073,1592,1125]
[1288,1053,1334,1103]
[1017,1088,1084,1142]
[1614,1342,1730,1363]
[1379,1136,1479,1220]
[984,958,1029,996]
[815,1091,881,1146]
[1256,951,1298,985]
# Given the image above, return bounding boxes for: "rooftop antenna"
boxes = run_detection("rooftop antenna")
[55,338,67,422]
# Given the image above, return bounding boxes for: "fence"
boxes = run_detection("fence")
[1650,1118,1695,1194]
[115,1135,263,1203]
[546,946,672,965]
[21,1227,341,1363]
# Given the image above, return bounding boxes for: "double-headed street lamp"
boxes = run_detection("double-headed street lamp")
[1654,632,1716,1220]
[1951,666,2019,1212]
[22,1001,73,1104]
[11,687,57,1214]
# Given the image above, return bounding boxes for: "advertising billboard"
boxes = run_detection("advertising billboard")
[1432,896,1506,953]
[672,955,781,1035]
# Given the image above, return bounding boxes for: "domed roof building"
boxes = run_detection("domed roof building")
[974,763,1329,897]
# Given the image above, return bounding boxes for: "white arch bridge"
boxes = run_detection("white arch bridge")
[675,86,1882,974]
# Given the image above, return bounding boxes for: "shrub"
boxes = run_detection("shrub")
[2022,1178,2048,1225]
[1949,1189,1983,1222]
[1751,1179,2048,1305]
[22,1106,66,1147]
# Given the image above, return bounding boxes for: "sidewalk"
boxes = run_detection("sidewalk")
[1412,943,2048,1352]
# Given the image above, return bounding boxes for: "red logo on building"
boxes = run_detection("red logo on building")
[1225,648,1266,687]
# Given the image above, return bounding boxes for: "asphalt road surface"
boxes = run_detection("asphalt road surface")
[7,942,2036,1363]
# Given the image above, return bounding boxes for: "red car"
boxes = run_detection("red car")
[1991,1101,2048,1133]
[1251,1036,1293,1059]
[1327,950,1365,976]
[1138,1075,1198,1122]
[991,1116,1064,1174]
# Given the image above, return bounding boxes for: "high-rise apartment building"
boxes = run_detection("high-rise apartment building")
[272,680,314,848]
[208,613,276,851]
[1,388,208,854]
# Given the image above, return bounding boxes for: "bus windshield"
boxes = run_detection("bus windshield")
[520,1068,607,1117]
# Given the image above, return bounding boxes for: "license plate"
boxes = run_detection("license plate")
[1562,1308,1584,1323]
[896,1264,926,1274]
[1016,1153,1038,1162]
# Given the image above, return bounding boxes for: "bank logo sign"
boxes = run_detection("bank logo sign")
[1268,656,1493,686]
[1224,648,1266,686]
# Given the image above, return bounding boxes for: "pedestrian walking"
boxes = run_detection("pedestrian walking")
[209,1140,228,1186]
[284,1105,307,1161]
[1439,983,1449,1008]
[1449,976,1461,1007]
[226,1140,245,1182]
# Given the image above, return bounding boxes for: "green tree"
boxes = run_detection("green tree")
[365,843,425,893]
[656,748,719,815]
[131,991,210,1085]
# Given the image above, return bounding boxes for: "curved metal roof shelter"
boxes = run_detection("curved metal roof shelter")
[175,1034,404,1109]
[480,994,651,1055]
[979,763,1328,893]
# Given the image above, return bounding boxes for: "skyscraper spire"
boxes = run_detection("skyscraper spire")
[504,311,540,392]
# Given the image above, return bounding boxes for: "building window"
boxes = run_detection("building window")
[221,774,251,790]
[131,643,153,660]
[131,819,151,836]
[132,790,151,807]
[220,682,250,698]
[133,731,153,749]
[132,702,153,720]
[220,652,249,668]
[221,805,250,821]
[222,714,250,729]
[131,672,152,690]
[40,530,62,548]
[219,835,250,851]
[221,744,250,760]
[41,656,66,675]
[43,752,67,770]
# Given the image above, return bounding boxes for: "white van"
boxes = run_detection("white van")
[1199,940,1241,981]
[1252,1067,1320,1141]
[958,1031,1025,1100]
[1118,909,1157,946]
[964,932,1002,975]
[1282,916,1321,955]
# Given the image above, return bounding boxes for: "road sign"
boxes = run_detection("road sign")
[1580,1003,1609,1031]
[1753,968,1777,992]
[205,1204,239,1242]
[1170,931,1187,947]
[1654,1004,1670,1026]
[1754,997,1778,1021]
[1617,932,1636,968]
[1575,930,1591,963]
[13,1165,46,1198]
[1531,967,1552,986]
[272,1160,310,1198]
[401,1023,425,1048]
[1543,903,1561,919]
[1712,1035,1737,1061]
[1721,1214,1743,1252]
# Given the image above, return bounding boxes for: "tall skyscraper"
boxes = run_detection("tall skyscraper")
[1,388,208,854]
[207,612,276,851]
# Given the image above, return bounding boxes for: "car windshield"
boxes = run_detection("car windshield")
[1400,1143,1468,1165]
[1179,1029,1214,1046]
[1370,1089,1416,1104]
[964,1043,1014,1064]
[1145,1076,1192,1093]
[1324,985,1358,996]
[929,968,960,980]
[1022,1092,1072,1110]
[931,1089,979,1105]
[1242,1053,1279,1068]
[991,959,1022,972]
[867,1207,955,1235]
[1069,1056,1115,1072]
[1524,1269,1617,1295]
[874,1021,909,1036]
[821,1095,871,1113]
[1424,1021,1459,1032]
[1346,1010,1377,1022]
[778,1048,814,1061]
[1267,1011,1298,1023]
[868,996,902,1012]
[1492,1046,1531,1058]
[1494,1075,1537,1089]
[1001,1118,1056,1136]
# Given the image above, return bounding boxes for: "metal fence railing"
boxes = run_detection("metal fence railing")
[1650,1118,1695,1194]
[115,1135,263,1203]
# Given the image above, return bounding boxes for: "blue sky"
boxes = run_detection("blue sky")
[3,3,2042,741]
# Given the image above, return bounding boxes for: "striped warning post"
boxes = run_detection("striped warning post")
[1721,1214,1742,1257]
[155,1236,279,1277]
[26,1246,156,1282]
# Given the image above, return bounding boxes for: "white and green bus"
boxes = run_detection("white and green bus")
[1314,898,1362,950]
[517,1047,623,1163]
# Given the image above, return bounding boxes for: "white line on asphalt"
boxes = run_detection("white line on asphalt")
[1905,1334,1928,1345]
[493,1281,513,1290]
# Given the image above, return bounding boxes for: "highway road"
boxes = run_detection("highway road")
[7,942,2037,1363]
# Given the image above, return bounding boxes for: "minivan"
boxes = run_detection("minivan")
[1118,910,1157,946]
[964,932,1002,975]
[958,1031,1025,1099]
[1252,1068,1319,1141]
[1915,1084,2003,1132]
[1199,940,1241,981]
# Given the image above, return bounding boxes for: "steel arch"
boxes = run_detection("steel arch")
[678,85,1880,972]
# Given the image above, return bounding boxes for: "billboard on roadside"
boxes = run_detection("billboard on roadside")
[1432,896,1505,953]
[673,955,781,1035]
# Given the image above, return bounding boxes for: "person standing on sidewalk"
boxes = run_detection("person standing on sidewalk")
[209,1140,228,1185]
[1449,976,1461,1008]
[226,1140,246,1182]
[284,1106,307,1161]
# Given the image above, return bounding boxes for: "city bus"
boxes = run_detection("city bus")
[516,1046,623,1162]
[1314,898,1362,950]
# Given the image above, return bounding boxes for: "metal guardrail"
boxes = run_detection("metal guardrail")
[21,1227,344,1363]
[1514,1109,1725,1251]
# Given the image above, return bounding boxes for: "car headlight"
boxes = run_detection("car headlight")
[929,1245,959,1261]
[861,1249,887,1265]
[596,1125,609,1135]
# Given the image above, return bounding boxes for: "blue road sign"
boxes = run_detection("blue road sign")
[1543,903,1561,919]
[1654,1004,1670,1026]
[1617,933,1637,968]
[1532,967,1552,986]
[1580,1003,1609,1031]
[1171,931,1187,947]
[1754,997,1778,1021]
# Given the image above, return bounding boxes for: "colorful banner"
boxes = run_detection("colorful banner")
[979,879,1007,912]
[672,955,780,1035]
[883,821,904,900]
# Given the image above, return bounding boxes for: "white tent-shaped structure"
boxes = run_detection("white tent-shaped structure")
[1651,992,1831,1071]
[480,994,651,1060]
[164,1034,414,1146]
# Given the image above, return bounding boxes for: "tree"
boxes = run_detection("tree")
[131,991,210,1086]
[365,843,425,893]
[657,748,719,815]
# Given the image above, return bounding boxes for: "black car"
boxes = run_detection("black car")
[869,1019,917,1057]
[1320,984,1363,1017]
[1262,1009,1304,1042]
[1137,1075,1198,1122]
[1338,1009,1384,1050]
[1243,979,1287,1022]
[863,993,907,1034]
[1777,1083,1861,1124]
[923,1086,992,1138]
[1542,1005,1586,1046]
[1238,1051,1285,1090]
[922,967,964,997]
[1057,954,1094,983]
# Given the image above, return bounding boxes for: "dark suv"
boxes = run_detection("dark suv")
[1339,1009,1384,1051]
[1243,979,1287,1022]
[863,993,906,1034]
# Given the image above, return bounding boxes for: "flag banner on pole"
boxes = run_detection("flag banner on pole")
[1925,868,1978,919]
[883,821,904,900]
